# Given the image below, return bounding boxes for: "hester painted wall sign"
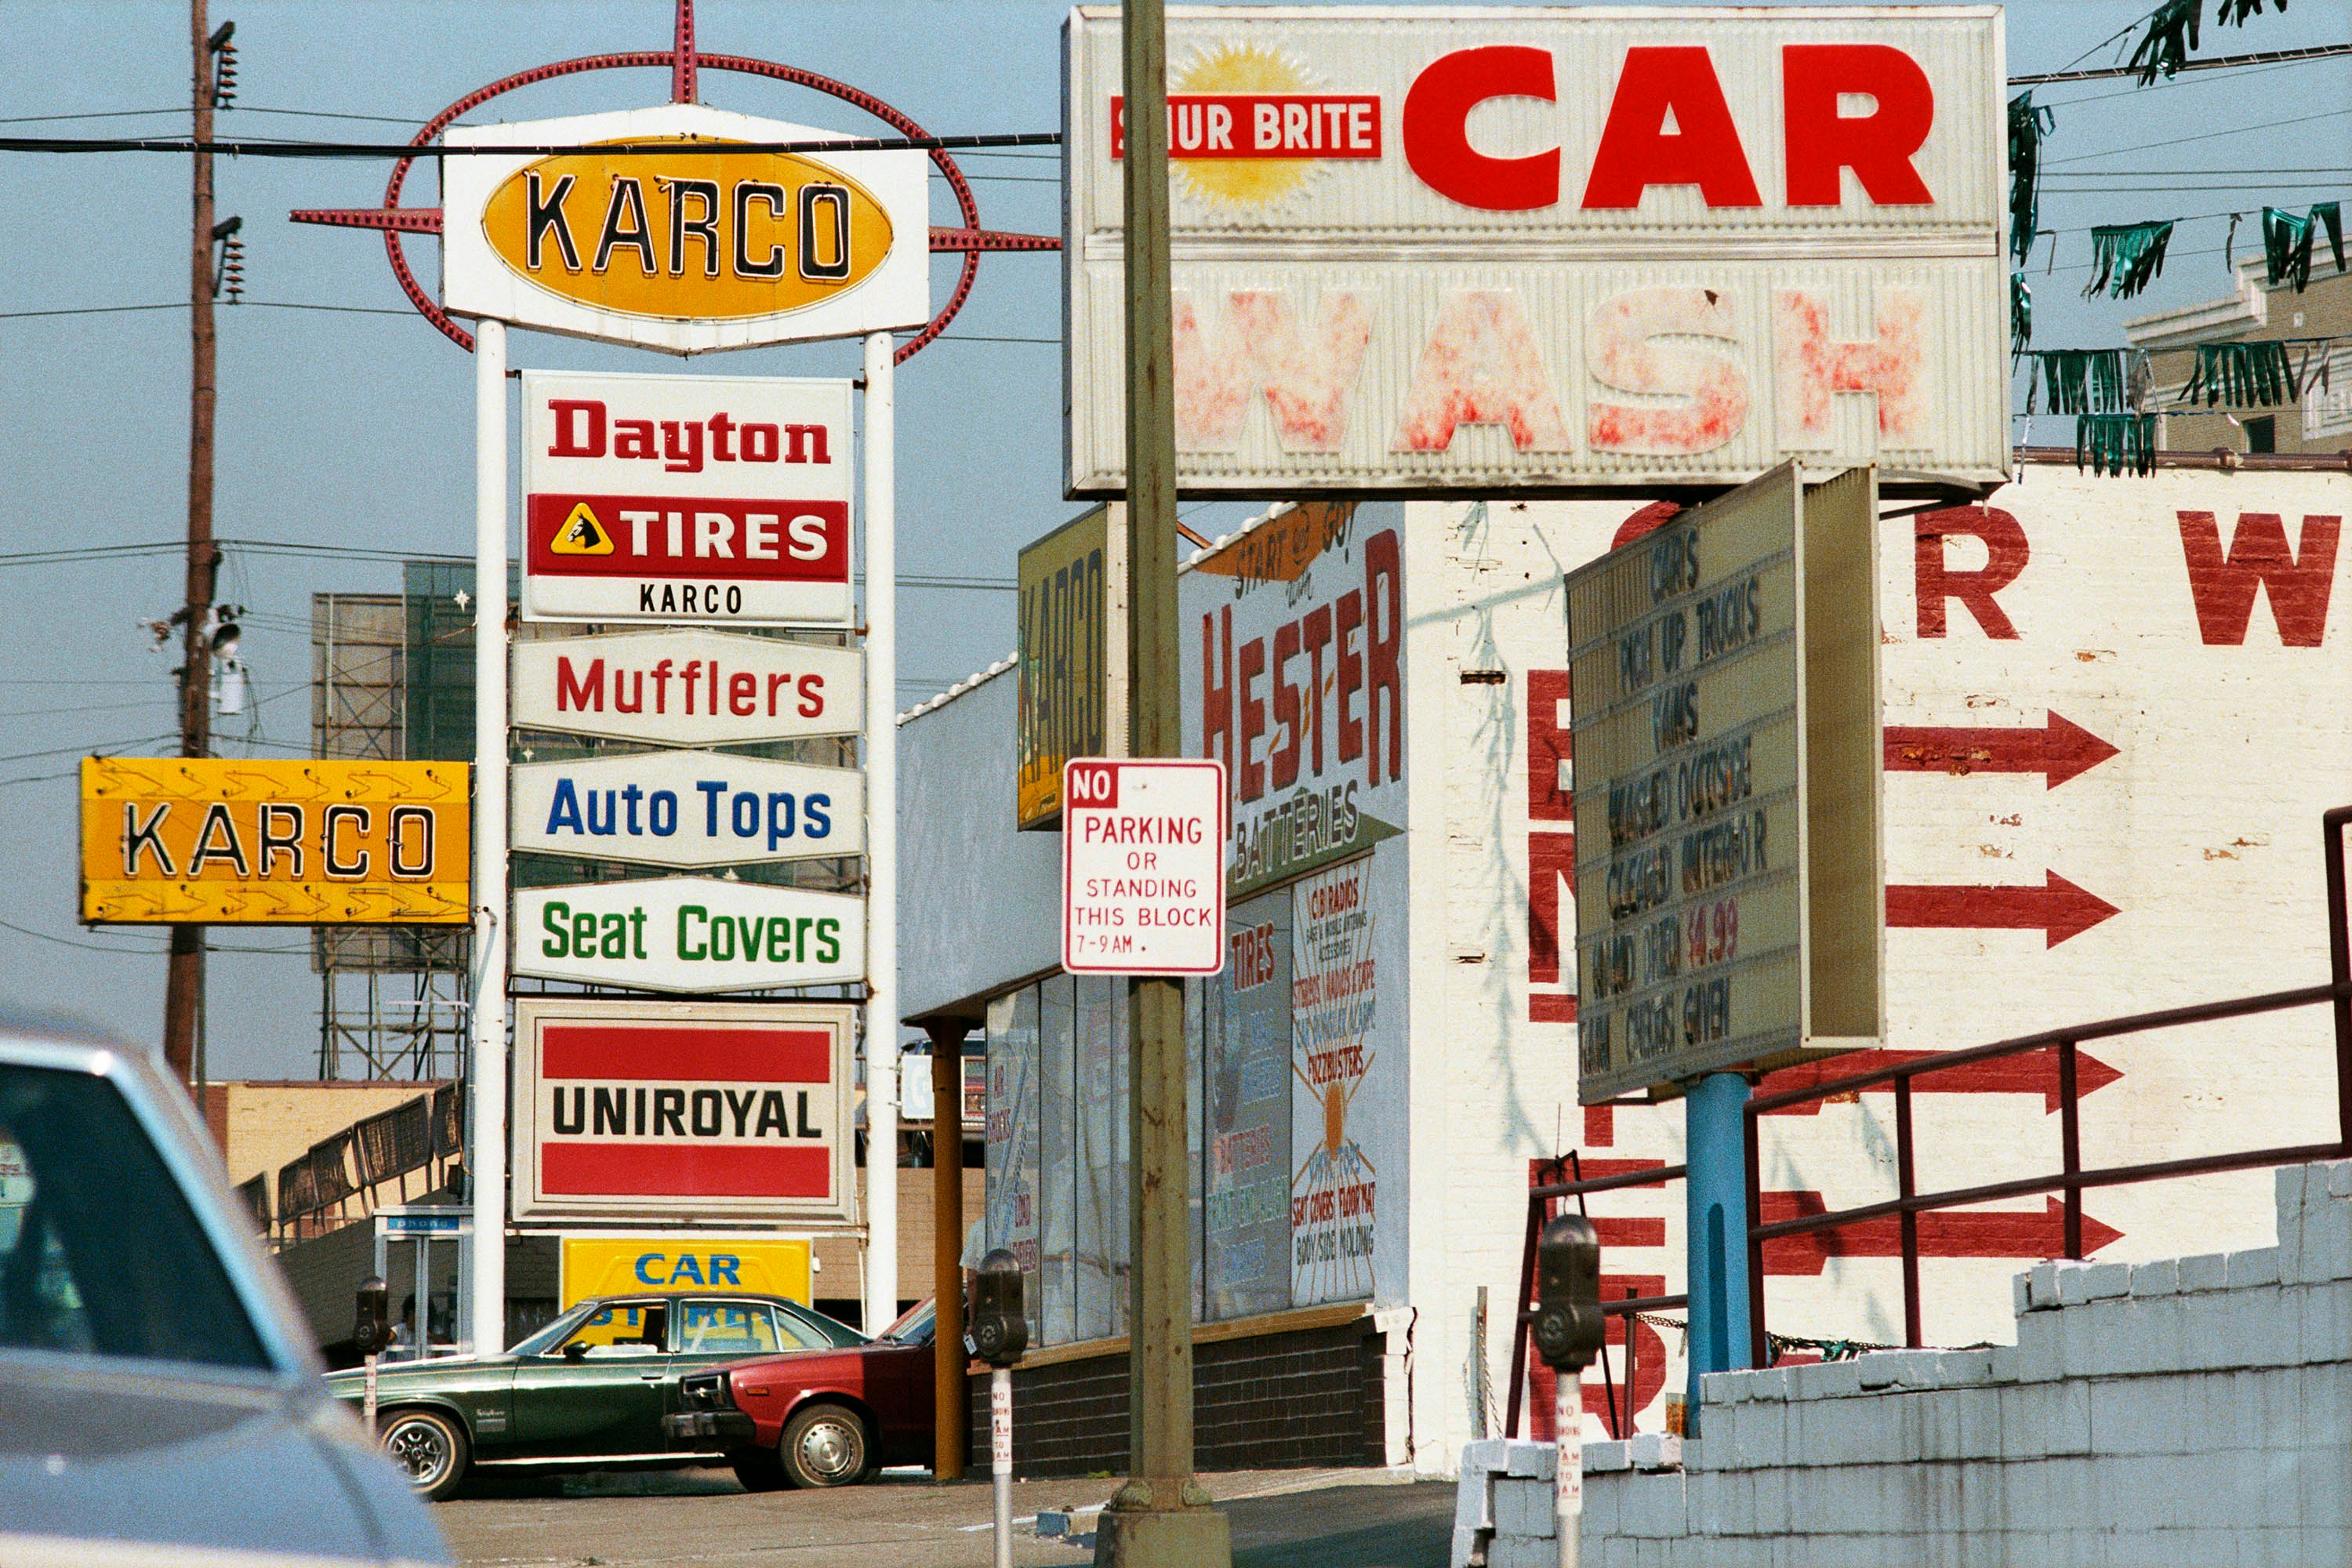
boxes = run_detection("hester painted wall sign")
[1062,758,1228,975]
[80,758,470,924]
[520,370,855,627]
[513,751,864,867]
[1564,465,1882,1102]
[514,877,865,992]
[514,630,862,744]
[1064,6,2006,495]
[441,102,930,353]
[515,999,855,1222]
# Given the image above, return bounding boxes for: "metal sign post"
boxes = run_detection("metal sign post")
[862,328,900,1334]
[991,1367,1014,1568]
[470,317,510,1363]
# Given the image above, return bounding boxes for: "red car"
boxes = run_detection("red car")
[665,1298,938,1489]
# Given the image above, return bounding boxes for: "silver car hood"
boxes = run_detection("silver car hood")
[0,1353,448,1566]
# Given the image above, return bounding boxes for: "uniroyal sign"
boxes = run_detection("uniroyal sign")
[513,631,862,746]
[441,103,930,353]
[514,1000,856,1222]
[520,370,853,626]
[1065,6,2007,495]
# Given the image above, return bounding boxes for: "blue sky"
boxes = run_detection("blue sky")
[2,0,2346,1076]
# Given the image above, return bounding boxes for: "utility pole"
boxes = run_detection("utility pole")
[165,0,230,1088]
[1094,2,1229,1563]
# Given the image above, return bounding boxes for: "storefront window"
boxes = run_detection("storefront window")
[982,986,1040,1345]
[1038,974,1077,1346]
[1203,887,1293,1321]
[1073,977,1124,1341]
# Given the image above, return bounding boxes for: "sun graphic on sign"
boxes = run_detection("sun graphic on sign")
[1290,904,1379,1305]
[1171,43,1323,208]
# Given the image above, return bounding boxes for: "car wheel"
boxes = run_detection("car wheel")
[779,1403,869,1489]
[379,1408,470,1501]
[731,1447,788,1493]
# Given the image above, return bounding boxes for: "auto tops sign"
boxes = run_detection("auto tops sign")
[79,758,470,924]
[513,630,862,745]
[440,102,930,352]
[559,1235,815,1307]
[515,1000,856,1221]
[512,751,864,868]
[1064,6,2006,495]
[520,370,856,627]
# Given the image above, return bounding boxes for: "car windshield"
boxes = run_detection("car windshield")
[0,1063,267,1370]
[877,1298,935,1345]
[509,1301,601,1357]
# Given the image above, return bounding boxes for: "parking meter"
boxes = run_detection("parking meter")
[971,1250,1028,1367]
[971,1249,1025,1568]
[354,1276,390,1436]
[1531,1215,1602,1568]
[1533,1215,1604,1373]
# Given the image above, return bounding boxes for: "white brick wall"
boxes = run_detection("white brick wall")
[1570,1160,2352,1567]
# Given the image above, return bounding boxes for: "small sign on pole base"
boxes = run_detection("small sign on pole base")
[1059,758,1226,976]
[991,1367,1014,1568]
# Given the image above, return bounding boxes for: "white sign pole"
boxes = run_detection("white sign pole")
[862,328,899,1331]
[469,316,510,1359]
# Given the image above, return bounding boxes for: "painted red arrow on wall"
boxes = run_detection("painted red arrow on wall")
[1758,1047,2122,1115]
[1758,1192,2123,1275]
[1884,711,2121,789]
[1886,870,2120,947]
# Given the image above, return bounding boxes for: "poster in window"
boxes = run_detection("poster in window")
[983,986,1040,1343]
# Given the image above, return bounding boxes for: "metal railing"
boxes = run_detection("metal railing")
[272,1083,463,1243]
[1740,803,2352,1364]
[1505,1150,1687,1441]
[1508,804,2352,1435]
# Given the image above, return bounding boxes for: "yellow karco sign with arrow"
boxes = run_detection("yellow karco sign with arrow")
[80,759,472,924]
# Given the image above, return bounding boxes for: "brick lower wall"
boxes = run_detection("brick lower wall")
[969,1316,1388,1477]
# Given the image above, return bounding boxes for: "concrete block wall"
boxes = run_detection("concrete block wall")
[1575,1159,2352,1567]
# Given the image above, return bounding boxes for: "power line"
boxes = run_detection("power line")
[0,131,1060,158]
[2042,108,2352,169]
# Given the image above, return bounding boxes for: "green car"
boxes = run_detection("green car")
[323,1291,865,1500]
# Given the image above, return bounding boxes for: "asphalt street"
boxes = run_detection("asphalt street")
[435,1464,1454,1567]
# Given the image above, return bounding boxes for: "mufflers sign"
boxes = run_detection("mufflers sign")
[513,630,862,746]
[519,369,855,626]
[514,999,856,1221]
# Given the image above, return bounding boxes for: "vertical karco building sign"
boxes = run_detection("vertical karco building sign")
[1064,6,2005,494]
[521,370,854,626]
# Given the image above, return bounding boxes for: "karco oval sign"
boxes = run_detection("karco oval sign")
[481,140,897,321]
[441,103,930,352]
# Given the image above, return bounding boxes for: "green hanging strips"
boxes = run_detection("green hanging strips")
[2216,0,2288,25]
[2084,221,2175,299]
[2182,340,2299,406]
[2008,93,2056,268]
[2129,0,2201,83]
[2265,206,2315,290]
[2011,273,2031,358]
[2036,350,2127,414]
[2075,414,2159,477]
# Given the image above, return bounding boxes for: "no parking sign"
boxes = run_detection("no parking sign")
[1061,758,1227,975]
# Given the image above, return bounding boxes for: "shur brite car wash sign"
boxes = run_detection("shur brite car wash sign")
[1064,6,2005,494]
[439,102,931,353]
[514,1000,855,1221]
[512,630,863,746]
[513,877,865,993]
[519,369,855,626]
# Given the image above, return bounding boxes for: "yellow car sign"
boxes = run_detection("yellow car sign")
[79,758,470,924]
[560,1236,813,1308]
